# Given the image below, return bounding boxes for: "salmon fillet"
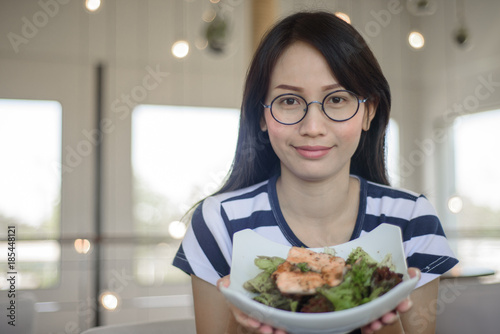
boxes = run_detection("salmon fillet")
[273,247,346,295]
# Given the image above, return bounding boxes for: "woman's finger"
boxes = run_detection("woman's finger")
[362,319,382,334]
[361,310,398,333]
[380,311,399,324]
[274,329,288,334]
[216,275,231,290]
[217,275,288,333]
[408,267,422,280]
[396,296,413,313]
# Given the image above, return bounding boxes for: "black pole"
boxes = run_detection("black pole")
[93,63,104,327]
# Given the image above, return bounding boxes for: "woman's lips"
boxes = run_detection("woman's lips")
[294,145,332,159]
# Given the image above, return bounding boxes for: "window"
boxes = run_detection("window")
[386,119,400,187]
[0,99,62,289]
[451,109,500,275]
[452,109,500,232]
[131,104,239,285]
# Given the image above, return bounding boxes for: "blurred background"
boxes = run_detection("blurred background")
[0,0,499,333]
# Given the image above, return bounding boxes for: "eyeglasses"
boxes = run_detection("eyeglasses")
[262,90,367,125]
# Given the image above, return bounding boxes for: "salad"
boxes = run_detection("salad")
[243,246,403,313]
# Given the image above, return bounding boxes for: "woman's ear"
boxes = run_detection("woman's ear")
[362,103,377,131]
[260,115,268,132]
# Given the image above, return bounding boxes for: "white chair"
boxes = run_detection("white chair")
[81,318,196,334]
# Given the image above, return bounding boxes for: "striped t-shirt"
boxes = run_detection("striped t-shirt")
[173,174,458,289]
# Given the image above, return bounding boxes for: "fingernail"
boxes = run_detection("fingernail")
[247,318,260,328]
[373,322,382,331]
[259,325,273,334]
[407,298,414,309]
[388,313,399,323]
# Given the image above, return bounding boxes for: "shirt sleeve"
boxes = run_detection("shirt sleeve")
[172,196,233,286]
[402,195,459,288]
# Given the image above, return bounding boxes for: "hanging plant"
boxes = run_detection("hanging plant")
[205,14,228,53]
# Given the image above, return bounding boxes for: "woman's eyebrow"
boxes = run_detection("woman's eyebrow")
[275,84,303,92]
[322,84,342,91]
[274,83,342,92]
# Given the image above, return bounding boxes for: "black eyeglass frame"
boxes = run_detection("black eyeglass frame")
[261,90,368,125]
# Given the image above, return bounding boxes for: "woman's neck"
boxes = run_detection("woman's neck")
[276,170,360,247]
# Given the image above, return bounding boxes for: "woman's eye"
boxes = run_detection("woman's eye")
[283,98,298,105]
[329,96,344,104]
[277,97,301,107]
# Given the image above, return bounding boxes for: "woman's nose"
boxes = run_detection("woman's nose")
[298,103,328,136]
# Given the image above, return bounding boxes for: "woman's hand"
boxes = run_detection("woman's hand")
[217,275,288,334]
[361,267,421,334]
[217,268,421,334]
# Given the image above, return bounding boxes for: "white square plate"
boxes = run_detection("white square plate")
[220,223,419,334]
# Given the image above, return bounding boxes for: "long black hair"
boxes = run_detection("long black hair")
[217,11,391,195]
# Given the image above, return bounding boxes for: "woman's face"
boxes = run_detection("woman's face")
[262,41,375,183]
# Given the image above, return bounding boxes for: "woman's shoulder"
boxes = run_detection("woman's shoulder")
[212,178,271,201]
[195,178,272,213]
[355,175,438,220]
[360,177,423,202]
[189,178,275,233]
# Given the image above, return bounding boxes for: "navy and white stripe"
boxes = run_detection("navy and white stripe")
[173,174,458,288]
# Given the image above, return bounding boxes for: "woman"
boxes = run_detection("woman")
[173,11,458,334]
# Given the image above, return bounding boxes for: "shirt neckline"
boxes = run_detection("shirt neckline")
[267,174,367,247]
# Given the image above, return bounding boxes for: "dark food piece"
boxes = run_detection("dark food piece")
[300,295,335,313]
[372,266,403,292]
